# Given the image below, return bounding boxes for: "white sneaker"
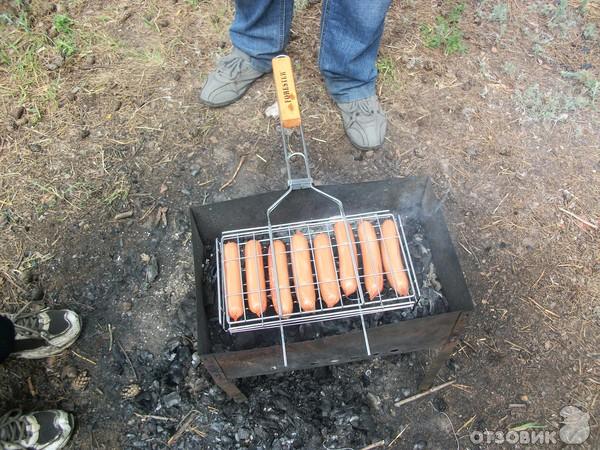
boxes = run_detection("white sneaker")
[0,409,74,450]
[8,309,81,359]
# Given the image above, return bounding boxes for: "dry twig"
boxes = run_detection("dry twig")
[394,380,456,407]
[219,155,247,191]
[134,413,178,422]
[114,210,133,220]
[456,415,476,434]
[71,350,97,365]
[559,208,598,230]
[117,340,138,381]
[388,425,408,447]
[360,440,385,450]
[168,410,201,446]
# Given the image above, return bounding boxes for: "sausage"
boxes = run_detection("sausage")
[223,242,244,321]
[244,240,267,316]
[357,221,384,299]
[268,240,294,317]
[312,233,341,307]
[290,231,316,311]
[380,219,410,296]
[333,221,359,297]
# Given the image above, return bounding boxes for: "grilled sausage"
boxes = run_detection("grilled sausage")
[290,231,316,311]
[333,221,359,297]
[223,242,244,321]
[244,240,267,316]
[313,233,341,307]
[357,221,384,299]
[268,240,294,317]
[380,219,410,296]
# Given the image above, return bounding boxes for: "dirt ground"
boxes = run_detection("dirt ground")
[1,0,599,449]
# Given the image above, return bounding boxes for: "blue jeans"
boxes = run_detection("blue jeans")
[230,0,392,102]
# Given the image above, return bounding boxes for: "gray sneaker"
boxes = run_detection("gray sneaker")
[337,96,387,150]
[199,48,266,107]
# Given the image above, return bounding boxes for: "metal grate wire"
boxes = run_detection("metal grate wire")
[216,211,420,334]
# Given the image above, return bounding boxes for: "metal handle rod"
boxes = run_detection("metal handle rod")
[266,125,372,367]
[282,126,313,189]
[268,54,370,366]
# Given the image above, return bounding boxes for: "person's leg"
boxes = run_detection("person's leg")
[230,0,294,73]
[0,315,16,364]
[319,0,392,102]
[200,0,294,107]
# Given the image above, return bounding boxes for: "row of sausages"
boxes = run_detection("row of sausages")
[223,219,410,321]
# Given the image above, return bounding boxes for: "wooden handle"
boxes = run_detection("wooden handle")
[272,55,301,128]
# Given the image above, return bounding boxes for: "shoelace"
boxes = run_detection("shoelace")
[5,304,51,341]
[216,54,245,80]
[0,409,29,448]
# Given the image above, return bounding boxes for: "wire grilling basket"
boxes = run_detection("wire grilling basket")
[215,56,420,365]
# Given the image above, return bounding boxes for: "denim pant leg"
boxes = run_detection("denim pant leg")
[230,0,294,73]
[0,315,16,363]
[319,0,392,102]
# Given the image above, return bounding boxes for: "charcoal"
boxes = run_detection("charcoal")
[447,358,459,372]
[366,392,381,412]
[166,362,184,385]
[432,395,448,412]
[235,428,251,442]
[191,352,201,368]
[162,391,181,408]
[413,439,428,450]
[134,392,153,411]
[145,256,159,282]
[210,422,225,433]
[358,414,376,431]
[166,338,181,353]
[176,344,191,362]
[125,218,458,449]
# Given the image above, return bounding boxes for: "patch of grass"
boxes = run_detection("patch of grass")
[420,3,467,55]
[561,70,599,103]
[53,14,74,34]
[103,183,130,206]
[132,48,165,66]
[208,3,232,33]
[583,23,598,40]
[376,56,396,84]
[578,0,589,14]
[502,61,517,76]
[515,83,590,122]
[55,37,76,57]
[52,14,77,57]
[490,3,508,22]
[547,0,577,34]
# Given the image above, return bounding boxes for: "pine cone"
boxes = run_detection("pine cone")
[71,369,90,391]
[121,383,141,399]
